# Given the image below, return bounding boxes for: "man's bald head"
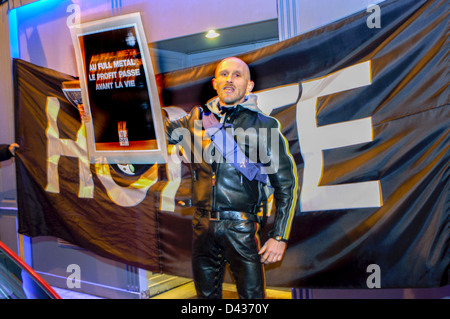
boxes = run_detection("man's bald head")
[214,57,251,80]
[212,57,254,106]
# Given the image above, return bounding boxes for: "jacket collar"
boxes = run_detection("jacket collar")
[205,94,260,116]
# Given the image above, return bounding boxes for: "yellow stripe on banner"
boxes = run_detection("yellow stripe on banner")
[273,117,298,240]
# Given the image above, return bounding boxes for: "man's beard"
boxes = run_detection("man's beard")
[220,88,244,106]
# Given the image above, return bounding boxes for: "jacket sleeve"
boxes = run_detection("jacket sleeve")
[264,118,298,242]
[164,107,201,144]
[0,144,13,162]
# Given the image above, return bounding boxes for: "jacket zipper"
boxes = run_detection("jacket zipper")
[210,108,236,211]
[211,161,219,211]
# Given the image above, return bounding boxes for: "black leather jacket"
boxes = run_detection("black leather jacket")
[0,144,13,162]
[165,96,298,241]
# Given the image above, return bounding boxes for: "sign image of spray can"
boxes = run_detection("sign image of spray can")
[118,121,129,146]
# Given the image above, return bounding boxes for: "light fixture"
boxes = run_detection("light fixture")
[205,30,220,39]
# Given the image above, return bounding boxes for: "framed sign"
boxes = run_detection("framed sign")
[70,13,167,164]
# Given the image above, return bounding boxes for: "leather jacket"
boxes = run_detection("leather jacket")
[0,144,13,162]
[165,95,298,241]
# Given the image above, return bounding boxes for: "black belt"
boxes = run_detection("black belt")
[199,210,260,223]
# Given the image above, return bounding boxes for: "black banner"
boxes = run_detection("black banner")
[15,0,448,288]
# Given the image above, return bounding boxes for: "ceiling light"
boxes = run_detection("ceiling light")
[205,30,220,39]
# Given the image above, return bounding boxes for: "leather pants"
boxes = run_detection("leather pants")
[191,210,265,299]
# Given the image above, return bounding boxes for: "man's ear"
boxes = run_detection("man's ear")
[247,80,254,93]
[212,78,218,91]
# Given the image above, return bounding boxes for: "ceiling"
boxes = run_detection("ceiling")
[153,19,279,54]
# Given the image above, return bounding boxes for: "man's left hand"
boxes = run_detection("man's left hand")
[258,238,287,264]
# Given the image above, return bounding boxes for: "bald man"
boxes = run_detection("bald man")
[165,57,297,299]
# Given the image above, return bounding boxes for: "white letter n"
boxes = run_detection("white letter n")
[297,61,382,211]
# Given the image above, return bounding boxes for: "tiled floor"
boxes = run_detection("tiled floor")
[52,287,104,299]
[150,282,291,299]
[53,284,450,299]
[52,283,291,299]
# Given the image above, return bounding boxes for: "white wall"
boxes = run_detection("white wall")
[298,0,384,33]
[13,0,278,76]
[0,3,17,203]
[10,0,384,76]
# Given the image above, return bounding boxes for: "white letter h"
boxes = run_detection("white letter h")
[45,97,94,198]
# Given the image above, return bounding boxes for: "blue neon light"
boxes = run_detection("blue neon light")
[8,7,18,58]
[8,0,73,58]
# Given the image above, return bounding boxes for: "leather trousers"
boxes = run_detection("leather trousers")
[191,210,265,299]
